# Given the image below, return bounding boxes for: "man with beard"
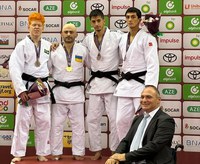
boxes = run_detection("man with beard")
[49,23,90,161]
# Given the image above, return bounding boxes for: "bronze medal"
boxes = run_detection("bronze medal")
[35,59,41,67]
[97,53,101,60]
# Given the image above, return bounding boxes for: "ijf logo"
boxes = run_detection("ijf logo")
[190,86,199,95]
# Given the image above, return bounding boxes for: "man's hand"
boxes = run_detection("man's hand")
[18,91,29,103]
[105,158,119,164]
[50,42,59,51]
[110,153,126,161]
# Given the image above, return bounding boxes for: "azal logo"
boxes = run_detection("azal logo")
[43,5,58,11]
[163,53,177,62]
[188,70,200,80]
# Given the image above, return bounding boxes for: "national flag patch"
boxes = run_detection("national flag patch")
[75,55,83,62]
[44,49,50,55]
[148,42,153,46]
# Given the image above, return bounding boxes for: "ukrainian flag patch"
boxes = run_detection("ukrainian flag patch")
[75,55,83,63]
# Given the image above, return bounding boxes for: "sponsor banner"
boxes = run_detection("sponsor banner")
[110,0,132,15]
[27,131,35,147]
[134,0,157,14]
[172,135,182,149]
[0,49,11,80]
[183,118,200,135]
[174,118,181,134]
[0,130,13,146]
[63,0,85,16]
[184,0,200,15]
[158,84,182,100]
[40,1,61,15]
[86,16,109,32]
[63,132,72,148]
[159,0,182,15]
[17,1,38,16]
[183,67,200,83]
[85,132,107,149]
[158,33,182,49]
[0,1,15,16]
[0,98,14,113]
[161,101,181,117]
[44,17,61,32]
[183,101,200,117]
[183,84,200,100]
[183,33,200,49]
[0,114,14,130]
[183,135,200,152]
[86,0,108,15]
[184,16,200,32]
[16,17,28,32]
[0,33,15,48]
[0,17,15,32]
[63,17,85,32]
[42,33,61,43]
[0,82,15,97]
[159,67,182,83]
[85,116,108,132]
[158,50,181,66]
[159,16,182,32]
[183,50,200,66]
[110,17,128,32]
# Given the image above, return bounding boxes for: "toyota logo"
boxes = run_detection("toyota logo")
[163,53,177,62]
[114,19,127,29]
[91,3,104,11]
[188,70,200,80]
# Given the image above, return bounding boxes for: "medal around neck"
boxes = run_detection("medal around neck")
[97,53,101,60]
[35,59,41,67]
[66,66,73,72]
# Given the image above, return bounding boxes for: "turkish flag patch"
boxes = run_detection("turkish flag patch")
[149,42,153,46]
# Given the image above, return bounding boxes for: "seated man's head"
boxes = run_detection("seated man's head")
[140,85,161,113]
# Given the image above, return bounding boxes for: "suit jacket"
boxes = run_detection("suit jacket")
[115,107,175,164]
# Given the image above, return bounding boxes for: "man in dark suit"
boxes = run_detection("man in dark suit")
[105,85,175,164]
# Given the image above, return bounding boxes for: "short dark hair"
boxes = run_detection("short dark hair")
[145,85,160,98]
[89,9,104,20]
[125,7,142,18]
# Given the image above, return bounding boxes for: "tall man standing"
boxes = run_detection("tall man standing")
[82,9,121,160]
[9,12,52,163]
[114,7,160,141]
[50,23,90,161]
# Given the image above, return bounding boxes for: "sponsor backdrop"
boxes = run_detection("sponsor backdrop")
[0,0,200,163]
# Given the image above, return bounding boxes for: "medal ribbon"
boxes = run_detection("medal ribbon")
[28,35,41,62]
[126,32,130,52]
[94,29,106,54]
[63,44,74,67]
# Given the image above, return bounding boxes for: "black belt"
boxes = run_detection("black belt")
[21,73,55,104]
[87,70,119,85]
[52,80,84,90]
[119,71,147,84]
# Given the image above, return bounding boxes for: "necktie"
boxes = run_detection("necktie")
[130,113,150,151]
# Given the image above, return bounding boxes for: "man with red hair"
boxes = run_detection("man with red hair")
[9,12,52,163]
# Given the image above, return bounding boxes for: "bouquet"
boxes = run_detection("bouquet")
[19,79,48,106]
[142,14,162,37]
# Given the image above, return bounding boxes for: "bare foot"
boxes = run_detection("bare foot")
[11,157,22,163]
[91,151,102,160]
[73,155,84,160]
[37,156,48,162]
[52,155,61,161]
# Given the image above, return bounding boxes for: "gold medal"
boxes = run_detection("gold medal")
[66,66,73,72]
[35,59,41,67]
[97,53,101,60]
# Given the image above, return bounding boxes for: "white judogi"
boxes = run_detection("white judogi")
[114,29,159,141]
[49,43,89,156]
[9,36,52,157]
[82,28,121,151]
